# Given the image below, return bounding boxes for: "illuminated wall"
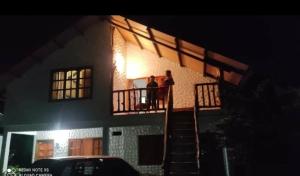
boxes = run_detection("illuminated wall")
[109,126,163,175]
[113,38,216,108]
[113,28,127,91]
[35,128,103,158]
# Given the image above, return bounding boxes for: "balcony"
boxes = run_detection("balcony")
[112,82,221,115]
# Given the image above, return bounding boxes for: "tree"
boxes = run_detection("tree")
[215,73,297,176]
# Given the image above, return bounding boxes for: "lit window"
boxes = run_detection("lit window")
[50,67,92,101]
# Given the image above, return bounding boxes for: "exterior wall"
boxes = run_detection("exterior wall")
[113,42,216,109]
[1,128,102,171]
[113,28,127,90]
[109,125,163,176]
[3,20,113,127]
[35,127,103,158]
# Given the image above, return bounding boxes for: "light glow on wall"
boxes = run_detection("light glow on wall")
[126,55,148,79]
[52,130,69,145]
[114,52,125,73]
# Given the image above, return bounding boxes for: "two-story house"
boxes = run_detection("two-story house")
[0,15,249,176]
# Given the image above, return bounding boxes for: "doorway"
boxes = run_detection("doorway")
[8,134,34,168]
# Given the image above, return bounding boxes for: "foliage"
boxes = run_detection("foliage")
[214,73,297,175]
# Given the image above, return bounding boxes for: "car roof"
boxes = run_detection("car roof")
[49,155,122,160]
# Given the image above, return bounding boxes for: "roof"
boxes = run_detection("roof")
[110,15,249,85]
[49,155,121,160]
[0,15,249,92]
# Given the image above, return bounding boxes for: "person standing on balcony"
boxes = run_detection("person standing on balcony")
[164,70,175,87]
[163,70,175,110]
[147,75,158,109]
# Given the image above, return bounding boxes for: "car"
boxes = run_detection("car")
[26,156,140,176]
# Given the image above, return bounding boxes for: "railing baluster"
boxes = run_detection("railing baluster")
[162,88,165,109]
[123,90,125,112]
[128,90,131,111]
[139,89,142,110]
[212,84,216,106]
[207,84,211,107]
[117,91,120,112]
[201,84,205,107]
[134,90,136,111]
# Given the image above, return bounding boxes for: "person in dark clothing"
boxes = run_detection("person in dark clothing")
[147,75,158,109]
[162,70,175,109]
[164,70,175,86]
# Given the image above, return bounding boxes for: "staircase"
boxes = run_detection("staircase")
[165,111,200,176]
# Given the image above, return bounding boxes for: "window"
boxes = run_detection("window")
[68,138,102,156]
[35,140,54,160]
[50,67,92,101]
[138,135,163,165]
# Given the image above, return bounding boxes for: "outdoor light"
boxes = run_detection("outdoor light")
[126,61,140,79]
[53,130,69,145]
[126,58,148,79]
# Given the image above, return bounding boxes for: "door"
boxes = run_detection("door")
[8,134,34,168]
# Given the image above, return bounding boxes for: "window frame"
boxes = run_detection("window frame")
[68,137,102,156]
[35,139,54,160]
[49,66,93,102]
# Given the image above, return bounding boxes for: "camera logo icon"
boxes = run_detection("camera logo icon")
[5,168,17,176]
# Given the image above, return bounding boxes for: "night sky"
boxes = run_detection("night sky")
[0,16,299,86]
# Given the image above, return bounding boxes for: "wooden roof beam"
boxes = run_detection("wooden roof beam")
[147,27,162,58]
[125,18,143,50]
[110,20,246,75]
[175,38,183,67]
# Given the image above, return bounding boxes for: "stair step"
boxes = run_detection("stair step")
[170,152,197,162]
[172,111,194,115]
[171,116,194,121]
[170,122,194,129]
[170,143,196,152]
[169,146,196,153]
[172,129,195,136]
[171,135,195,143]
[169,162,198,172]
[169,171,199,176]
[171,142,194,146]
[170,151,196,155]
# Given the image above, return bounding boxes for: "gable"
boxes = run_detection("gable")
[0,15,249,93]
[110,15,249,85]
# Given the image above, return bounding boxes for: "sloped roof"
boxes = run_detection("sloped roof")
[0,15,249,93]
[110,15,249,85]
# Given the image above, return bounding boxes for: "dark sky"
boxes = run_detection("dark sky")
[0,15,299,86]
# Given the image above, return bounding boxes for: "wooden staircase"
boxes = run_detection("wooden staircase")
[162,85,201,176]
[166,111,200,176]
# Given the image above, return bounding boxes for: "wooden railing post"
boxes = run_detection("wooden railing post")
[194,85,201,172]
[162,86,172,176]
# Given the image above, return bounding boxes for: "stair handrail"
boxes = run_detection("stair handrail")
[194,85,201,170]
[162,85,173,175]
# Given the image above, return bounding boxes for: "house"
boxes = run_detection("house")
[0,16,249,175]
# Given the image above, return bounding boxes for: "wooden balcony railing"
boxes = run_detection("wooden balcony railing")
[112,87,167,114]
[162,86,172,175]
[195,82,222,110]
[193,85,201,172]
